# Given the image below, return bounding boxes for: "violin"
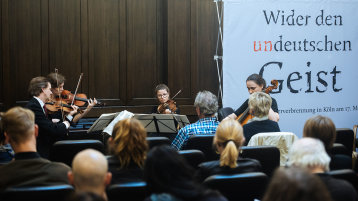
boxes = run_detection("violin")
[45,100,78,114]
[61,90,103,106]
[157,89,182,114]
[235,79,279,125]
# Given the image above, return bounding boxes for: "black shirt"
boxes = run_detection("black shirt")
[234,97,278,117]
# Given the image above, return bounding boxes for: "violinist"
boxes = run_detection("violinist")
[225,73,280,122]
[47,73,97,124]
[151,84,180,114]
[26,76,69,158]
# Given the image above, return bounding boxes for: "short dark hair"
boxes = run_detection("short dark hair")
[28,77,50,97]
[303,115,336,149]
[247,73,266,88]
[154,84,170,95]
[47,73,66,88]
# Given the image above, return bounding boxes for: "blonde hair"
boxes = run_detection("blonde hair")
[214,119,244,168]
[248,92,272,118]
[110,118,148,168]
[0,107,35,144]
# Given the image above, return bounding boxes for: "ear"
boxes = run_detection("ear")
[34,124,39,138]
[67,171,74,185]
[195,107,201,116]
[4,132,10,144]
[105,172,112,186]
[241,137,246,146]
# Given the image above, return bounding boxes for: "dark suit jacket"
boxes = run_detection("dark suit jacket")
[26,97,68,158]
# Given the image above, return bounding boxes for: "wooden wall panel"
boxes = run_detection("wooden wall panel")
[0,0,3,110]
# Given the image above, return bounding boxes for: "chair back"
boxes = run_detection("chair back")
[146,137,171,149]
[0,184,74,201]
[331,143,351,156]
[178,149,205,169]
[49,139,104,166]
[336,128,354,154]
[217,107,234,121]
[203,172,268,201]
[240,145,280,177]
[107,181,148,201]
[247,132,298,166]
[328,169,358,191]
[182,134,219,161]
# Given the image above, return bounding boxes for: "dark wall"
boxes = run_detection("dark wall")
[0,0,220,119]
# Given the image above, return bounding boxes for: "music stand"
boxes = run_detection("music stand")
[173,114,190,129]
[87,112,119,134]
[133,114,177,133]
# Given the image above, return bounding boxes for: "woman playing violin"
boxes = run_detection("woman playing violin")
[225,73,279,122]
[47,73,97,124]
[151,84,180,114]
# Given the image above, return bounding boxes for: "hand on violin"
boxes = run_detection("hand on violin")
[68,105,79,116]
[164,109,172,114]
[86,98,97,110]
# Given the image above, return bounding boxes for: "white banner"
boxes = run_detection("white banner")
[222,0,358,137]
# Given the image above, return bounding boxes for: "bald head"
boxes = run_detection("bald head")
[70,149,110,192]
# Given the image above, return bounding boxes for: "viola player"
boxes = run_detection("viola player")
[151,84,180,114]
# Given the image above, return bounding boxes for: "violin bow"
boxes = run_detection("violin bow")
[171,89,182,100]
[71,73,83,106]
[54,68,65,120]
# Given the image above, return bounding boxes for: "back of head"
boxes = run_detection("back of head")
[28,76,49,97]
[110,118,148,168]
[287,138,331,172]
[71,149,108,191]
[144,145,201,200]
[214,119,244,168]
[47,73,66,88]
[194,90,218,116]
[248,92,272,118]
[0,107,35,145]
[303,115,336,150]
[262,167,333,201]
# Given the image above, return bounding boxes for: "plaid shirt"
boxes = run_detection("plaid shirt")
[171,117,219,150]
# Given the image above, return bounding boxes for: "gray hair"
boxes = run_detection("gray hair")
[194,91,218,116]
[287,138,331,172]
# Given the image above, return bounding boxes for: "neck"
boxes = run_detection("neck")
[37,94,47,103]
[310,166,325,173]
[12,141,37,154]
[76,187,107,201]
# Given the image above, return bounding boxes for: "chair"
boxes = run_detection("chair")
[49,139,104,166]
[146,136,171,149]
[247,132,298,166]
[0,184,74,201]
[217,107,234,121]
[335,128,354,154]
[182,134,219,161]
[179,149,205,169]
[240,145,280,177]
[203,172,268,201]
[107,181,148,201]
[331,143,351,156]
[328,169,358,191]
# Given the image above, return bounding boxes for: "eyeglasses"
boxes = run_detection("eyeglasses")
[157,94,168,98]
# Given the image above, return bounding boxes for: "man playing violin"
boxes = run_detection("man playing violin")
[26,76,70,158]
[151,84,180,114]
[47,73,97,124]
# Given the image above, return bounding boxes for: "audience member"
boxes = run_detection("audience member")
[195,119,261,182]
[68,149,111,201]
[107,118,148,184]
[0,107,70,191]
[171,90,219,150]
[262,167,333,201]
[66,191,106,201]
[242,92,280,145]
[287,138,357,201]
[0,119,14,163]
[26,76,69,158]
[144,145,228,201]
[303,115,352,170]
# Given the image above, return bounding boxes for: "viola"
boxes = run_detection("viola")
[235,79,278,125]
[157,89,182,114]
[61,89,103,106]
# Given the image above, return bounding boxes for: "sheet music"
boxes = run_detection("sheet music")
[87,112,118,133]
[133,113,177,133]
[102,110,134,135]
[173,114,190,129]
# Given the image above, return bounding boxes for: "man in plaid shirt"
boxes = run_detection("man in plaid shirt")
[171,90,219,150]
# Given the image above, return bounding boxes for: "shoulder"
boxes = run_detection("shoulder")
[199,160,220,169]
[237,158,262,169]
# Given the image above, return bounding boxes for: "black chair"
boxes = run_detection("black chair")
[217,107,234,121]
[240,146,280,177]
[328,169,358,191]
[336,128,354,154]
[331,143,351,156]
[49,139,105,166]
[107,181,148,201]
[179,149,205,169]
[182,134,219,162]
[203,172,268,201]
[146,136,171,149]
[0,184,74,201]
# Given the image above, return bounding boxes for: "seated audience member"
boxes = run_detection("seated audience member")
[107,118,148,184]
[0,107,70,191]
[68,149,111,201]
[243,92,280,145]
[171,90,219,150]
[303,115,352,170]
[144,145,228,201]
[0,122,14,163]
[287,138,357,201]
[26,76,70,158]
[262,167,333,201]
[195,119,262,182]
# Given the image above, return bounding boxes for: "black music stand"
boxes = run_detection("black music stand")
[133,114,178,133]
[87,112,119,134]
[173,114,190,129]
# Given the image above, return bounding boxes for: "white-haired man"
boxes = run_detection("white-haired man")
[287,138,357,201]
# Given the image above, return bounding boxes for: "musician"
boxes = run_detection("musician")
[26,77,69,158]
[225,73,279,122]
[151,84,180,114]
[47,73,97,124]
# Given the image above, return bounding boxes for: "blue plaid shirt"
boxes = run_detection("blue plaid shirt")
[171,117,219,150]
